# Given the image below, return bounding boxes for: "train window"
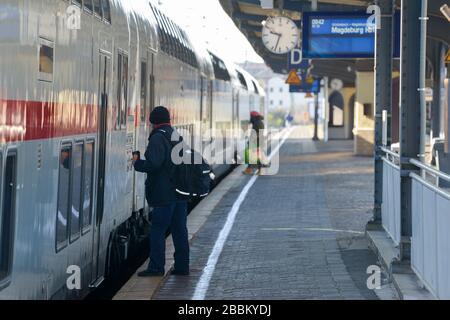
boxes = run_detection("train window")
[84,0,93,12]
[236,71,248,90]
[56,144,72,251]
[157,10,172,55]
[101,0,111,23]
[167,20,180,59]
[176,25,187,49]
[38,38,54,82]
[209,52,230,81]
[69,143,83,242]
[152,10,163,45]
[149,5,164,51]
[92,0,102,18]
[117,52,129,129]
[82,142,94,231]
[165,17,177,57]
[160,14,175,55]
[252,81,259,94]
[0,151,17,282]
[140,61,148,123]
[171,22,183,60]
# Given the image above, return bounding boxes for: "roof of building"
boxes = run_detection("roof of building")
[219,0,450,87]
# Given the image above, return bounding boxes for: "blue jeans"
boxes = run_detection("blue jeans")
[147,201,189,273]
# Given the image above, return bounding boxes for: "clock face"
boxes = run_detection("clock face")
[262,16,300,54]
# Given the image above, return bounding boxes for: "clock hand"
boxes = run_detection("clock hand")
[266,25,282,36]
[274,34,282,51]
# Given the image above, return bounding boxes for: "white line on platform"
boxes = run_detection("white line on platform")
[192,127,294,300]
[302,228,364,235]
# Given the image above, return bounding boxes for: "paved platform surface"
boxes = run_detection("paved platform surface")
[152,126,397,300]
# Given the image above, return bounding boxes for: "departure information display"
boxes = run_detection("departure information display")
[302,12,400,59]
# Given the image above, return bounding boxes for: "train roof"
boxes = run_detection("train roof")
[125,0,159,52]
[190,38,214,80]
[112,0,262,91]
[148,0,199,68]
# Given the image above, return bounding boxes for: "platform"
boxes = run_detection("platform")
[114,126,398,300]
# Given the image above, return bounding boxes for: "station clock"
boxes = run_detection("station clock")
[262,16,300,54]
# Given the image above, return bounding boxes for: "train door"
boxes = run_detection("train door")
[134,52,153,212]
[200,76,213,153]
[90,52,110,286]
[232,89,240,161]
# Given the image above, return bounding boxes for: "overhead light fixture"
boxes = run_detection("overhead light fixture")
[441,4,450,22]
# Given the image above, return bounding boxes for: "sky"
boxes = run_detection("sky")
[156,0,264,63]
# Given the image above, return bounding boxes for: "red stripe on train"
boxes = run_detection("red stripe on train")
[0,99,98,143]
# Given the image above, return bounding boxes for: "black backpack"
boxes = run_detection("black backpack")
[157,129,215,200]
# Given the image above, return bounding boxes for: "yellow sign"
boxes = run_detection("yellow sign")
[286,69,301,85]
[306,75,314,85]
[446,49,450,64]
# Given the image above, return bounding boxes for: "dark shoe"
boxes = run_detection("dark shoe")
[261,162,271,168]
[137,270,164,277]
[170,270,190,276]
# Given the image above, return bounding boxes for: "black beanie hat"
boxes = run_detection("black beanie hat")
[150,106,171,125]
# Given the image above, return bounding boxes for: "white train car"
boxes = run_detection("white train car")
[0,0,264,300]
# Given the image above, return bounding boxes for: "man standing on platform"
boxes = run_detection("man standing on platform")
[132,106,190,277]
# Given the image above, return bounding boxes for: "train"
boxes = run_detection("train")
[0,0,265,299]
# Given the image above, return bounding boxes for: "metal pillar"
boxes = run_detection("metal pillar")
[373,0,395,224]
[313,93,320,141]
[431,43,445,139]
[323,77,329,142]
[398,0,423,261]
[419,0,428,164]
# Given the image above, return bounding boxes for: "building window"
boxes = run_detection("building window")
[279,100,283,106]
[270,87,274,93]
[364,103,373,118]
[270,100,274,105]
[279,87,283,93]
[328,91,345,127]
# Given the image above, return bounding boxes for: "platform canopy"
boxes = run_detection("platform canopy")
[219,0,450,87]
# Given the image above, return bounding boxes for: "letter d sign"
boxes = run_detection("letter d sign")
[290,49,302,65]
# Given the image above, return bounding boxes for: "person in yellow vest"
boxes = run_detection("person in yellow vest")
[243,111,269,175]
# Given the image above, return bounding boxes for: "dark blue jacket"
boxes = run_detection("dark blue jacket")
[133,125,180,207]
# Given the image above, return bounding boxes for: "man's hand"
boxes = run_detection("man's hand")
[132,151,141,162]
